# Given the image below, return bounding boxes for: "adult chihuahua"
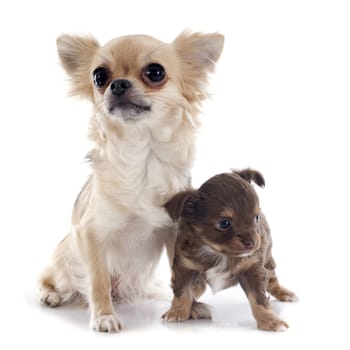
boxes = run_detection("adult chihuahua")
[39,30,224,332]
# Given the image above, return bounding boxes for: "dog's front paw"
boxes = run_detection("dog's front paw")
[162,308,190,322]
[257,317,289,332]
[92,314,122,333]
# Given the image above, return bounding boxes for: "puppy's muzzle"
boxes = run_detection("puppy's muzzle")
[238,235,255,250]
[234,231,261,254]
[111,79,132,97]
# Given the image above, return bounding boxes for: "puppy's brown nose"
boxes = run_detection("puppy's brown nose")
[111,79,132,96]
[239,237,254,249]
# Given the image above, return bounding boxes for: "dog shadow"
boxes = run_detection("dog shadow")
[160,298,254,333]
[28,292,170,332]
[28,290,293,333]
[162,289,294,333]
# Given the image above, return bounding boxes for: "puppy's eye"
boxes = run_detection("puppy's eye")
[93,67,109,88]
[142,63,166,85]
[215,218,232,231]
[255,215,260,224]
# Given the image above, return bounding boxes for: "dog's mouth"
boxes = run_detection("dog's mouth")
[207,243,257,259]
[233,250,255,258]
[215,238,260,258]
[111,101,151,113]
[107,99,151,120]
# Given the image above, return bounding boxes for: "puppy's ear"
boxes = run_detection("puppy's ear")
[164,191,200,222]
[234,169,265,188]
[57,34,100,99]
[173,30,224,103]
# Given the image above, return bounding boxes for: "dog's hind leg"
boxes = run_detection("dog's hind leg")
[265,256,298,302]
[190,301,211,320]
[190,275,211,320]
[39,267,61,307]
[38,234,79,307]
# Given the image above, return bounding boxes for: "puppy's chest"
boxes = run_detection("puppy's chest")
[205,258,239,293]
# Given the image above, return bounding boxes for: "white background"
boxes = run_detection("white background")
[0,0,349,349]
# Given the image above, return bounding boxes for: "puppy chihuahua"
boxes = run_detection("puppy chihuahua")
[39,31,224,332]
[162,169,297,331]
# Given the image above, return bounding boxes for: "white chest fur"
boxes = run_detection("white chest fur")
[92,112,194,228]
[205,256,233,293]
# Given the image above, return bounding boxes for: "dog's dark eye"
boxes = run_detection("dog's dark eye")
[93,67,109,88]
[215,218,232,231]
[142,63,166,85]
[255,215,260,224]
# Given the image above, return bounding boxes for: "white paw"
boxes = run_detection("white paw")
[40,291,60,307]
[92,314,122,333]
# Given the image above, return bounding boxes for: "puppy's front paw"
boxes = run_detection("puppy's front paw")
[257,317,289,332]
[92,314,122,333]
[162,308,190,322]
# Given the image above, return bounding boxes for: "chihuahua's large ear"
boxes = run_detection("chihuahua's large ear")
[173,30,224,103]
[57,34,100,99]
[164,191,200,222]
[234,169,265,188]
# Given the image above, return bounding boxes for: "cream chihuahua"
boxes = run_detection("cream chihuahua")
[38,30,224,332]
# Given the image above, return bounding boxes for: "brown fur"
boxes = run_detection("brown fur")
[162,169,297,331]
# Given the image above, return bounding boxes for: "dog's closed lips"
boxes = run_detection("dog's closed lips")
[109,101,151,114]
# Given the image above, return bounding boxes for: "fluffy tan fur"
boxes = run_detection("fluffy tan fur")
[38,30,224,332]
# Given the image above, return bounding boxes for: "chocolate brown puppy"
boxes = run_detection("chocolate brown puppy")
[162,169,297,331]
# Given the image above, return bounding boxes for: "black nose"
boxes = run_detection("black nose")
[239,237,254,249]
[110,79,132,96]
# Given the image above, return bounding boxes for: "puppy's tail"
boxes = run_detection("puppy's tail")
[233,168,265,188]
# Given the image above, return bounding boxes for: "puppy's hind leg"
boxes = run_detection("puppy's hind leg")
[190,302,211,320]
[190,275,211,320]
[265,257,298,302]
